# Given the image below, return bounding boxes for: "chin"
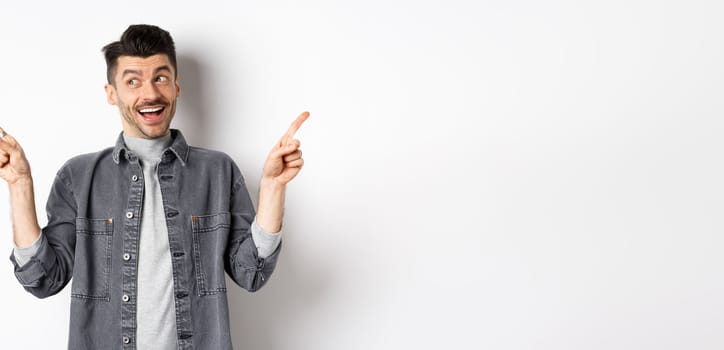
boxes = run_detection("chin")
[146,128,171,138]
[132,123,168,139]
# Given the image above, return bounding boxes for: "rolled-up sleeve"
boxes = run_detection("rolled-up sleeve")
[9,171,77,298]
[251,219,282,259]
[12,231,43,267]
[223,163,282,292]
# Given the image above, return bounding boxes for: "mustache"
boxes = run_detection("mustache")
[136,99,169,108]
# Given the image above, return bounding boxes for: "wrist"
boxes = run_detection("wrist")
[8,175,33,189]
[260,176,286,192]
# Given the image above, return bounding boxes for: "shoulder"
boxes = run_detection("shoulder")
[169,129,240,172]
[56,147,115,180]
[187,145,234,162]
[186,145,239,168]
[186,145,246,181]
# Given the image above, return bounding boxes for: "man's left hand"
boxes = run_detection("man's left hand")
[261,111,309,186]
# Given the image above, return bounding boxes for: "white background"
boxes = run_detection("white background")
[1,1,723,349]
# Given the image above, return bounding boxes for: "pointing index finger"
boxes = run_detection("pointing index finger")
[0,127,15,147]
[283,111,310,145]
[0,128,14,153]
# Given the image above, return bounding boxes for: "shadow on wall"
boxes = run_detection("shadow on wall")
[175,54,211,145]
[176,54,331,349]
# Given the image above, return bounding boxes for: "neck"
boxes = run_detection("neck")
[123,132,173,163]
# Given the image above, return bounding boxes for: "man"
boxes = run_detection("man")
[1,24,307,349]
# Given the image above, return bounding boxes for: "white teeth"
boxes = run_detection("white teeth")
[139,107,163,113]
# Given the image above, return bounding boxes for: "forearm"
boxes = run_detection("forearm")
[255,178,286,233]
[9,176,41,248]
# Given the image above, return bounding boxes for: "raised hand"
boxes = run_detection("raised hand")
[261,111,309,186]
[0,127,41,247]
[0,128,32,186]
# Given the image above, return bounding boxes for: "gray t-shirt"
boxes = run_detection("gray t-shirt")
[125,132,178,349]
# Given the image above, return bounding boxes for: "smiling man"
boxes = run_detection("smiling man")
[1,24,307,349]
[107,53,180,139]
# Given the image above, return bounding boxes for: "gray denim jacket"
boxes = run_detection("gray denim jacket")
[9,129,281,349]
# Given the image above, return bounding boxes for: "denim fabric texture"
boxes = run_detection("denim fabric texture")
[9,129,281,349]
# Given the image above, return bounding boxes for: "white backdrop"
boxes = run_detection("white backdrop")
[1,1,723,349]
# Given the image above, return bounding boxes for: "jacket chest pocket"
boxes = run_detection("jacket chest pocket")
[192,213,231,295]
[72,218,113,301]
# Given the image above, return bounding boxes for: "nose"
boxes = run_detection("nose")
[139,79,161,101]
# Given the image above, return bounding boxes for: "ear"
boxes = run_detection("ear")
[104,83,117,105]
[175,75,181,97]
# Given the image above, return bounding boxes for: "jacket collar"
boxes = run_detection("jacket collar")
[112,129,189,166]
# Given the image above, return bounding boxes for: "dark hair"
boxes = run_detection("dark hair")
[102,24,177,85]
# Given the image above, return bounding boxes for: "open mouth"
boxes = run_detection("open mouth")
[137,105,166,122]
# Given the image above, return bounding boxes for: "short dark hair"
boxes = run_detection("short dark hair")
[102,24,177,85]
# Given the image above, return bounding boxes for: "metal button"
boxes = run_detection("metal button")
[122,294,130,302]
[131,175,138,182]
[123,253,131,261]
[126,212,133,219]
[122,336,130,344]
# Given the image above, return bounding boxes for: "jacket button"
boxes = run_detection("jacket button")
[122,294,130,302]
[122,336,130,344]
[123,253,131,261]
[126,212,134,219]
[131,175,138,182]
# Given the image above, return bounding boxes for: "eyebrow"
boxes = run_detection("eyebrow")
[121,65,174,78]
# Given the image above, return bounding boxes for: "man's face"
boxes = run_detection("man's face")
[104,54,180,139]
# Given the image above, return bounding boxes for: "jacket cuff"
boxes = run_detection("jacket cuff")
[9,234,49,288]
[251,219,282,259]
[13,231,43,267]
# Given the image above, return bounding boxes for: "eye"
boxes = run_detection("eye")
[127,79,140,87]
[155,75,169,83]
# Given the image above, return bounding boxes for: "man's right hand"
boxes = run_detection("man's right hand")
[0,127,40,248]
[0,127,32,186]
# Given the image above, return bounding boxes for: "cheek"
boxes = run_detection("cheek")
[163,88,179,100]
[117,99,136,115]
[118,95,137,109]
